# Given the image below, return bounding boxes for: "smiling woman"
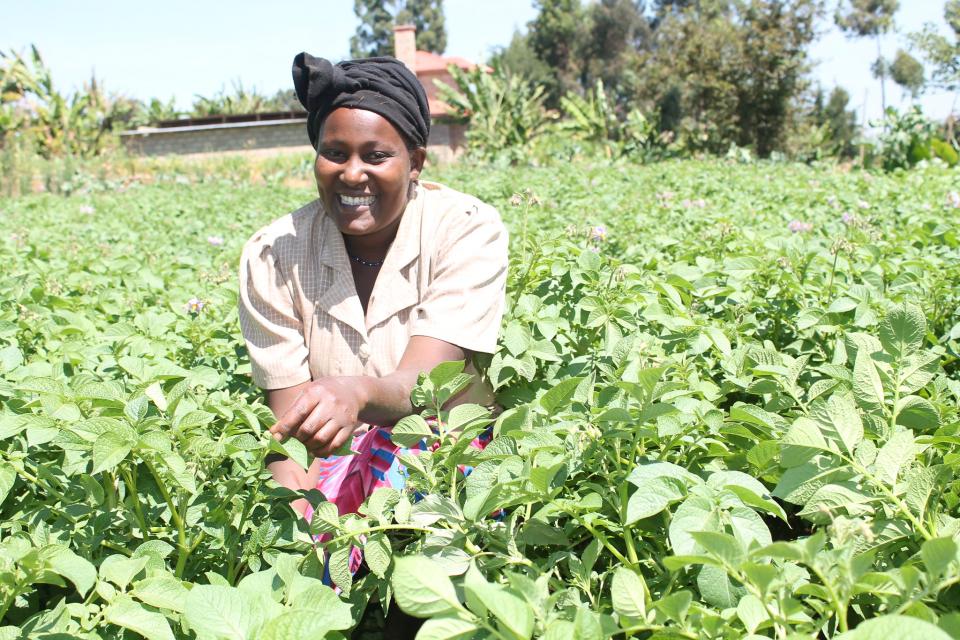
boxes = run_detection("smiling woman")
[236,53,508,597]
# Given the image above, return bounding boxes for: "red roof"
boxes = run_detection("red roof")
[414,50,475,74]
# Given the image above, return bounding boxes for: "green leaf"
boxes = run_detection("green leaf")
[729,506,772,550]
[572,606,604,640]
[654,590,692,623]
[879,303,925,359]
[627,460,699,487]
[0,465,16,507]
[100,555,149,590]
[363,534,392,579]
[309,500,341,535]
[41,545,96,596]
[539,377,583,413]
[921,538,958,577]
[328,545,353,596]
[391,555,462,618]
[462,566,533,639]
[92,431,134,474]
[737,595,769,634]
[391,414,436,448]
[133,575,188,613]
[874,429,916,485]
[610,567,647,620]
[697,565,746,609]
[258,611,338,640]
[415,615,480,640]
[429,360,466,387]
[125,395,149,424]
[268,435,309,470]
[690,531,745,566]
[780,417,834,467]
[183,585,255,640]
[725,485,789,523]
[824,393,863,455]
[836,615,952,640]
[447,403,492,433]
[669,495,722,556]
[853,348,885,413]
[895,396,939,431]
[104,595,175,640]
[287,583,352,628]
[625,483,672,523]
[797,483,873,524]
[906,466,938,518]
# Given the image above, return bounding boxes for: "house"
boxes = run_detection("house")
[120,25,473,161]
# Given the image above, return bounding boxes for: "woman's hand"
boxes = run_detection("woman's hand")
[269,377,367,457]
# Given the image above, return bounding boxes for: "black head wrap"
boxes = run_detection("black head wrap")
[292,53,430,150]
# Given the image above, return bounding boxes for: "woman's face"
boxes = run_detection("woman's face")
[315,108,425,245]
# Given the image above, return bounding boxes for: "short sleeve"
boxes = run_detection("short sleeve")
[410,203,508,353]
[238,234,312,389]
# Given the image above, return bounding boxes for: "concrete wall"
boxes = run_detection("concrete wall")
[122,118,468,162]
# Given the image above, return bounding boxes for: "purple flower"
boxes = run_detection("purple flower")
[842,212,855,225]
[948,192,960,208]
[79,205,94,215]
[788,220,813,234]
[589,225,607,242]
[184,297,206,314]
[207,235,224,247]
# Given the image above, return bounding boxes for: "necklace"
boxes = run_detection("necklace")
[348,253,385,268]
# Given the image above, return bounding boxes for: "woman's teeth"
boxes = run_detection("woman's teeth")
[340,194,376,206]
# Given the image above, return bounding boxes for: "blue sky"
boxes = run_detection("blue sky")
[3,0,956,125]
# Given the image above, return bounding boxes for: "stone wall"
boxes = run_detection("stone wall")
[121,120,311,157]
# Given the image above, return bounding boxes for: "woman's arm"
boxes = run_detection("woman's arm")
[268,336,468,458]
[265,381,313,516]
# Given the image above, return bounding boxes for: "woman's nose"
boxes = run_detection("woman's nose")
[340,157,367,186]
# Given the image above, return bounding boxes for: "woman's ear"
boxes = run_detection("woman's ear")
[409,147,427,180]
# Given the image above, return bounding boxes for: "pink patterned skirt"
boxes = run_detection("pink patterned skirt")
[303,424,492,583]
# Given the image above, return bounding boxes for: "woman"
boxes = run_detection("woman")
[238,53,508,521]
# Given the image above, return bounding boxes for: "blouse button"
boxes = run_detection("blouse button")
[359,343,371,360]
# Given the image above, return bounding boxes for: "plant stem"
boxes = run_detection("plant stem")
[121,467,149,537]
[612,623,697,639]
[807,563,848,633]
[846,456,932,540]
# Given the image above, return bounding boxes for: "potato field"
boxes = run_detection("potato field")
[2,158,960,639]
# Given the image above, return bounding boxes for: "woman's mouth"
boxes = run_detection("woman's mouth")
[339,194,376,207]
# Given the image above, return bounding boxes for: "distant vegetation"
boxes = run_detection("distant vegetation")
[1,0,958,169]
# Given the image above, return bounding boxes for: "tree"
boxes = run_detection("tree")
[835,0,899,113]
[488,31,554,88]
[909,0,960,92]
[396,0,446,54]
[736,0,820,156]
[579,0,650,108]
[351,0,395,58]
[350,0,446,59]
[634,0,820,156]
[821,86,859,157]
[890,49,925,99]
[527,0,586,106]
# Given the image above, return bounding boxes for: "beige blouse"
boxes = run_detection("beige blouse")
[238,181,509,391]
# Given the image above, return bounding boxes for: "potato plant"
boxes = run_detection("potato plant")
[1,158,959,639]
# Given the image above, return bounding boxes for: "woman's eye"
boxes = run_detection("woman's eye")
[320,149,345,161]
[366,151,391,162]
